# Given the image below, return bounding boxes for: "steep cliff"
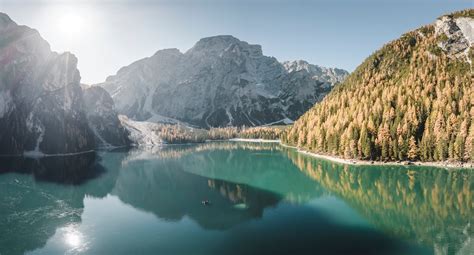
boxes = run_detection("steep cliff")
[98,35,348,128]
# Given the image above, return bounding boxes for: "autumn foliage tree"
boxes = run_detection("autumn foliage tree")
[283,9,473,163]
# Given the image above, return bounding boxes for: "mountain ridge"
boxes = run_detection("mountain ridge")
[98,35,348,128]
[0,12,130,155]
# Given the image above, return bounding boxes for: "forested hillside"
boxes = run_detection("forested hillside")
[283,9,474,162]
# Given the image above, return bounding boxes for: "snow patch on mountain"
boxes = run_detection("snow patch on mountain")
[119,115,163,146]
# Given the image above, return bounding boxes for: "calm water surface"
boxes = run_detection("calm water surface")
[0,142,472,255]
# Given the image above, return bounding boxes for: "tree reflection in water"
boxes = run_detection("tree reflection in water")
[284,149,473,255]
[0,142,471,255]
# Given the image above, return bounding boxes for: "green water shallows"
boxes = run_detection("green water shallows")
[0,142,472,255]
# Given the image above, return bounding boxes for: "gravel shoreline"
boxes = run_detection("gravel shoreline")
[231,139,474,169]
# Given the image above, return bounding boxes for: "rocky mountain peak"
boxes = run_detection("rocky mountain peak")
[283,60,314,73]
[283,60,349,85]
[0,12,15,30]
[152,48,183,58]
[98,35,348,128]
[187,35,263,57]
[0,14,52,68]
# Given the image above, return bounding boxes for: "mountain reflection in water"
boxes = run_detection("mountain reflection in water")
[0,152,102,184]
[0,142,471,255]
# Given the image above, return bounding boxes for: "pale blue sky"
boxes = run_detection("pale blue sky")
[1,0,472,84]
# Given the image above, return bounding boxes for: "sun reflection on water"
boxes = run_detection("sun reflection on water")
[62,224,88,253]
[65,231,81,247]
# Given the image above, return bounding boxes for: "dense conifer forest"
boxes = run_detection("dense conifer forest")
[158,125,286,144]
[283,10,474,162]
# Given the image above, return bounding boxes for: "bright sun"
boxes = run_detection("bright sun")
[58,13,84,37]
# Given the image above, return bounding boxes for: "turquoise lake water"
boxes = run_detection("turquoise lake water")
[0,142,472,255]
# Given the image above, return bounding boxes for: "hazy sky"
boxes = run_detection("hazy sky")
[1,0,472,84]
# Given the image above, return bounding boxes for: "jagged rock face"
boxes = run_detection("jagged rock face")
[98,35,348,128]
[82,86,131,147]
[435,15,474,63]
[0,13,95,155]
[282,60,348,86]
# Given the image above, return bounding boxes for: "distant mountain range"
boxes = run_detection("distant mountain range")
[284,9,474,163]
[97,35,348,128]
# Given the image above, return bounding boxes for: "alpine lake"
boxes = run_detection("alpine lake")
[0,141,472,255]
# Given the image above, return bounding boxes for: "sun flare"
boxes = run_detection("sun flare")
[58,13,84,37]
